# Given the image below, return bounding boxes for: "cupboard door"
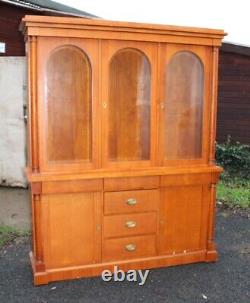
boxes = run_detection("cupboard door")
[42,192,102,269]
[101,40,158,168]
[158,185,209,254]
[158,44,211,166]
[37,37,100,172]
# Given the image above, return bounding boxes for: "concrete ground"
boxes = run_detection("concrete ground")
[0,187,30,230]
[0,208,249,303]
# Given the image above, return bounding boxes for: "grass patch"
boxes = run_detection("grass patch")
[0,226,29,249]
[216,137,250,209]
[217,179,250,209]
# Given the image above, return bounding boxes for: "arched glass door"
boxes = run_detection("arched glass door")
[37,37,99,172]
[159,45,209,166]
[101,40,157,168]
[164,51,204,159]
[46,45,92,163]
[108,48,151,162]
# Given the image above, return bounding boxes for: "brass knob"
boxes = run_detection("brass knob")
[125,244,136,252]
[127,198,137,206]
[125,221,136,228]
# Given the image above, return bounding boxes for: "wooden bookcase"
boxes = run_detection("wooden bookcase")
[20,15,225,285]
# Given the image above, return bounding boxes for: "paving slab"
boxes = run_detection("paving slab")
[0,187,30,230]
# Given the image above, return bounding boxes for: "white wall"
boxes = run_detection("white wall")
[0,57,27,187]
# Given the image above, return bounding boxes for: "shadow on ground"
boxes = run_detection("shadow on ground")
[0,209,249,303]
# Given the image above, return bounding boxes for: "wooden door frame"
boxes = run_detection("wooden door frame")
[100,39,158,170]
[36,36,101,173]
[157,43,212,167]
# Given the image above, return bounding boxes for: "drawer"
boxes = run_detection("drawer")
[104,176,159,191]
[161,173,211,186]
[104,189,159,214]
[42,179,103,194]
[102,235,156,262]
[103,212,157,238]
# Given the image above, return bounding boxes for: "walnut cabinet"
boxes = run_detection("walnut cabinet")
[21,16,225,285]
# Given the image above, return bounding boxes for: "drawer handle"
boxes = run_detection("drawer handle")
[125,221,137,228]
[125,244,136,252]
[127,198,137,206]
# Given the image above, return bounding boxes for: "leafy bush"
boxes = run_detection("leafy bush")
[216,136,250,180]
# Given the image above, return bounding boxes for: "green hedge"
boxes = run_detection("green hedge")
[216,136,250,180]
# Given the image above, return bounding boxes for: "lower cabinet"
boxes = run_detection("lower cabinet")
[158,184,210,255]
[31,173,218,285]
[41,192,102,269]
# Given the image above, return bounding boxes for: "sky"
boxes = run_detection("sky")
[56,0,250,46]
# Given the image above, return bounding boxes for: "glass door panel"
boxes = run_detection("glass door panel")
[101,40,157,169]
[37,37,99,172]
[165,51,204,159]
[46,46,92,162]
[159,44,210,166]
[108,48,151,161]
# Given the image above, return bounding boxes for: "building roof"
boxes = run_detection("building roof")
[221,42,250,57]
[0,0,98,18]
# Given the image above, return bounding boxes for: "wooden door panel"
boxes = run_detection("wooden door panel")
[158,185,209,254]
[42,192,101,269]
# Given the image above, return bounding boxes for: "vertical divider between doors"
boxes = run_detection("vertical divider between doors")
[157,42,166,167]
[98,38,103,169]
[156,42,163,256]
[153,42,161,167]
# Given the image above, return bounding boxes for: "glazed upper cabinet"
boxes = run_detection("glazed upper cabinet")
[36,39,212,173]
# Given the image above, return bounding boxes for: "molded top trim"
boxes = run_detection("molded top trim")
[20,15,226,44]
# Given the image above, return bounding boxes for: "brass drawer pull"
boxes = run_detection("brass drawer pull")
[125,244,136,251]
[125,221,137,228]
[127,198,137,206]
